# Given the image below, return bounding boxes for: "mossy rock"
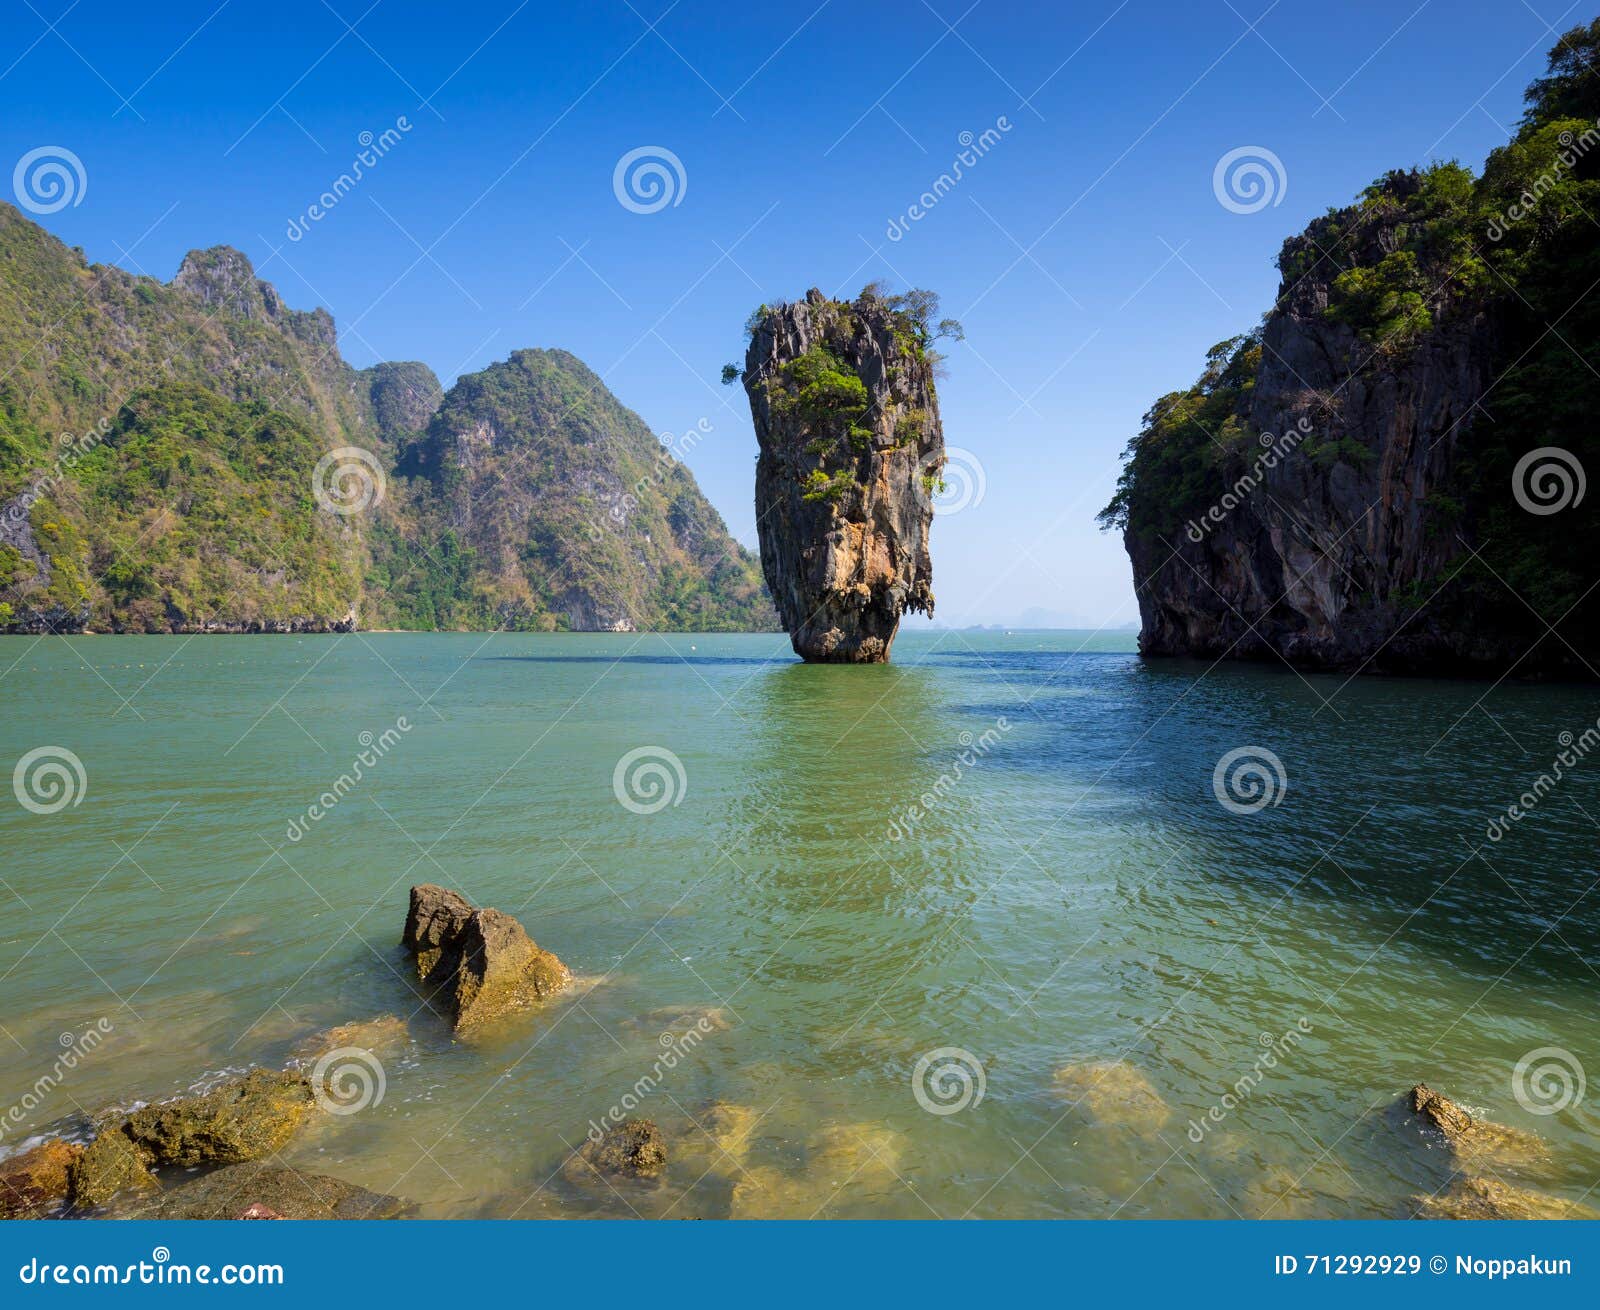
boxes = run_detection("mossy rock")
[143,1162,409,1220]
[68,1130,156,1208]
[122,1069,315,1167]
[0,1139,83,1217]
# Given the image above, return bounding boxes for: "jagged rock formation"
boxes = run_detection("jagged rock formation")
[1103,23,1600,677]
[0,203,775,634]
[402,883,572,1031]
[742,288,944,662]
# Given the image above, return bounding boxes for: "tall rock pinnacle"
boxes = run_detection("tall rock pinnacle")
[740,287,949,663]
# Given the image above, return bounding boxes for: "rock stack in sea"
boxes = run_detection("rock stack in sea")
[740,287,946,663]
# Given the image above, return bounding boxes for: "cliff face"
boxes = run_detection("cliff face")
[1127,174,1500,671]
[743,288,943,662]
[0,203,774,634]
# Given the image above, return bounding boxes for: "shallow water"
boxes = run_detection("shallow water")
[1,629,1597,1218]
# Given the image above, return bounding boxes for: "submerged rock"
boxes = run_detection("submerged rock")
[1406,1083,1549,1170]
[567,1118,668,1183]
[147,1163,409,1220]
[121,1069,315,1168]
[288,1014,411,1066]
[1053,1059,1172,1134]
[403,884,572,1031]
[1413,1176,1598,1221]
[0,1139,82,1218]
[729,1121,908,1219]
[741,287,946,662]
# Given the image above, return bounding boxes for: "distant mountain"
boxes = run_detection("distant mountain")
[0,204,775,634]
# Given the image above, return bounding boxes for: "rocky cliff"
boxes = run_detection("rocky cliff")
[741,288,944,662]
[1104,21,1600,677]
[0,204,775,634]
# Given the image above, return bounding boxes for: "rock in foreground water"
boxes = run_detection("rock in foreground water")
[122,1069,316,1168]
[741,287,946,662]
[403,884,572,1031]
[1413,1176,1597,1220]
[147,1163,409,1220]
[0,1139,82,1218]
[567,1118,668,1184]
[1053,1059,1172,1134]
[1406,1083,1549,1170]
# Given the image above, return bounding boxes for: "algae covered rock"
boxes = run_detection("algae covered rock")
[148,1162,409,1220]
[402,884,572,1031]
[288,1014,411,1066]
[1413,1175,1598,1221]
[68,1129,156,1208]
[0,1139,82,1218]
[568,1118,668,1183]
[1053,1059,1172,1134]
[1406,1083,1550,1170]
[121,1069,315,1167]
[741,286,950,662]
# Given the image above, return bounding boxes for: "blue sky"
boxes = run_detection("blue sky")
[0,0,1581,625]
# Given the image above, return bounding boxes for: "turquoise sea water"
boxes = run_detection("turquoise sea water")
[0,629,1596,1218]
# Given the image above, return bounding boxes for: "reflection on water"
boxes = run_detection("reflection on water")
[0,629,1596,1218]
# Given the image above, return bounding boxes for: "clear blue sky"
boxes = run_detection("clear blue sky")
[0,0,1578,625]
